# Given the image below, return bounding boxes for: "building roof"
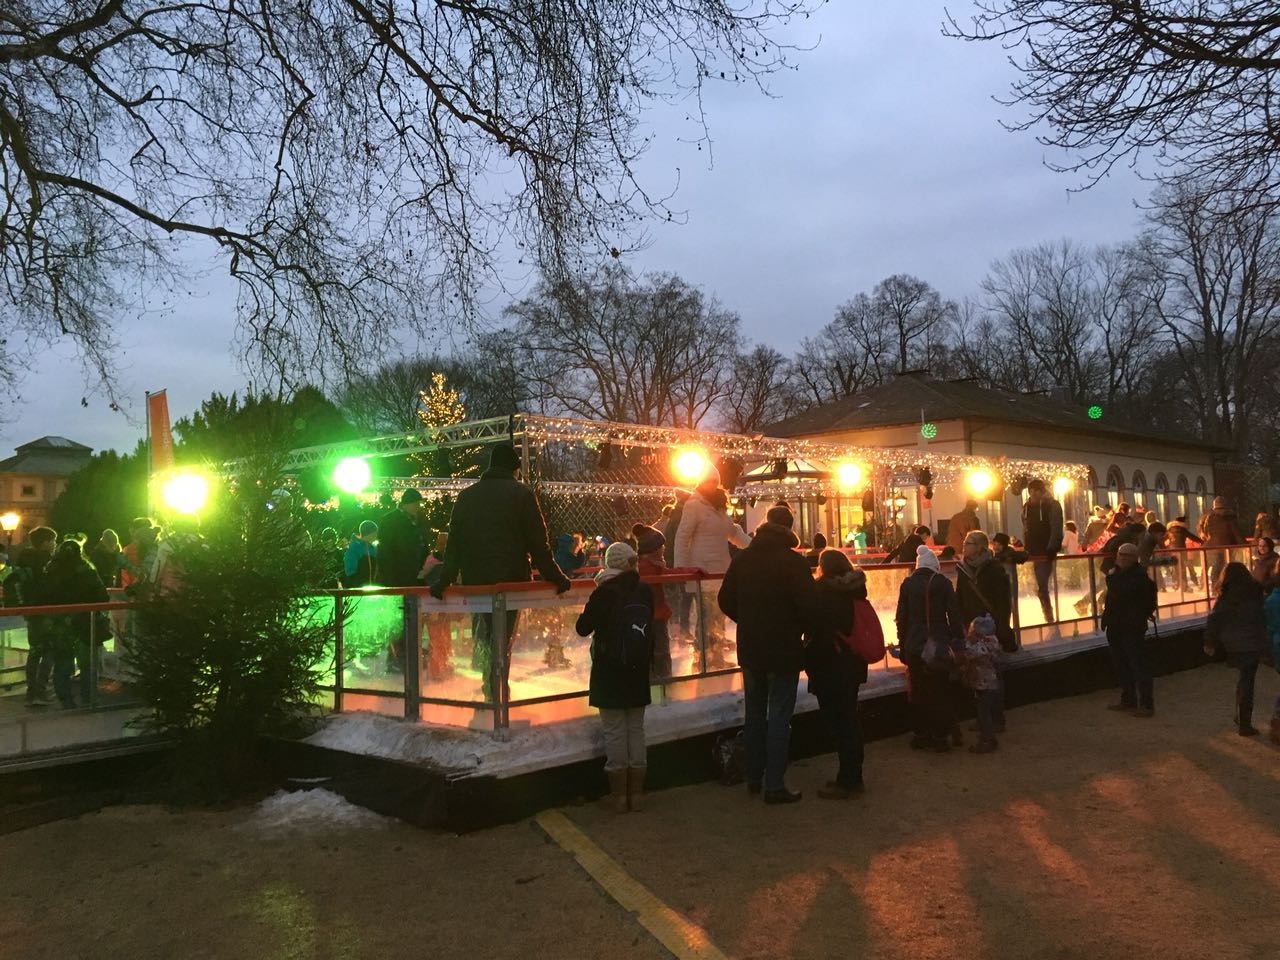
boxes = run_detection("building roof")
[0,436,94,476]
[764,374,1224,452]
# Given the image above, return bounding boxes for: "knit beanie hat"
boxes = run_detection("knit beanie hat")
[915,544,941,572]
[596,541,638,584]
[633,524,665,555]
[969,613,996,637]
[488,444,521,472]
[766,504,795,528]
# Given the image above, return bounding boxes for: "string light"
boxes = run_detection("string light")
[836,462,863,489]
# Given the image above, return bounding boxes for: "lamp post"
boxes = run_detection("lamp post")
[0,511,19,553]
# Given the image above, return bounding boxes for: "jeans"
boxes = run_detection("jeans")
[1106,627,1154,709]
[1227,652,1260,730]
[52,635,90,708]
[905,654,952,742]
[816,684,864,787]
[472,609,521,702]
[24,618,54,699]
[1033,558,1056,622]
[742,669,799,791]
[600,707,647,771]
[975,688,1002,743]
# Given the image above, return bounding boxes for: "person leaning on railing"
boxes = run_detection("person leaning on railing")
[13,526,58,707]
[42,539,110,709]
[429,443,570,702]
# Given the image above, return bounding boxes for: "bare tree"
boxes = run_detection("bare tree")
[505,266,738,428]
[872,274,954,374]
[719,344,798,433]
[0,1,820,400]
[945,2,1280,206]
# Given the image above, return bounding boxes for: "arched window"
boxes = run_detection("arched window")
[1086,467,1099,510]
[1176,475,1189,519]
[1195,476,1209,525]
[1131,470,1148,513]
[1154,473,1169,521]
[1106,466,1125,509]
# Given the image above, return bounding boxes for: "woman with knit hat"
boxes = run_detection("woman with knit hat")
[576,541,655,812]
[894,544,964,752]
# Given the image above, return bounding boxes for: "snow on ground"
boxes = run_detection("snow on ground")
[247,788,393,832]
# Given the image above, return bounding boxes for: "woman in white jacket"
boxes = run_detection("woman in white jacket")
[674,473,751,669]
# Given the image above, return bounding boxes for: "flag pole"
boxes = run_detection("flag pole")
[145,390,152,516]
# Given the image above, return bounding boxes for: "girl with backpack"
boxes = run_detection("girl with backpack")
[576,541,655,813]
[805,549,884,798]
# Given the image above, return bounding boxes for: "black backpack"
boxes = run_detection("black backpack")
[601,580,653,668]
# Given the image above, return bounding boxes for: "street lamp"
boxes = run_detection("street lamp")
[0,511,19,552]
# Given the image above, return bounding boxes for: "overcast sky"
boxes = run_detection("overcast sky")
[4,4,1150,456]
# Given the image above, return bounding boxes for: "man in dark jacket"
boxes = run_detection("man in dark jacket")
[378,489,428,587]
[431,444,570,701]
[1021,479,1064,623]
[895,546,964,751]
[945,500,981,552]
[1101,543,1158,717]
[13,526,58,706]
[718,504,816,804]
[882,525,931,565]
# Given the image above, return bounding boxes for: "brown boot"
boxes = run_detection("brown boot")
[627,766,646,812]
[606,769,629,813]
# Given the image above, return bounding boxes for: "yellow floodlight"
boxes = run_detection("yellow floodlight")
[836,463,863,490]
[161,471,210,515]
[1053,476,1073,499]
[966,469,995,499]
[672,449,710,485]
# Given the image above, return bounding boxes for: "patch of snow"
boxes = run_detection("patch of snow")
[247,788,391,832]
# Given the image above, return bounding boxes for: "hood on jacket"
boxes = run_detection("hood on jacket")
[818,568,866,593]
[751,521,799,550]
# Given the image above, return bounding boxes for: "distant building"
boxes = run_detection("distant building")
[764,373,1231,544]
[0,437,93,544]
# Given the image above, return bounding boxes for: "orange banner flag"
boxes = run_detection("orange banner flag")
[147,390,174,472]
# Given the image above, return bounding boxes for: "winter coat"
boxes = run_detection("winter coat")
[436,468,569,588]
[961,631,1001,692]
[1203,507,1245,547]
[343,539,377,588]
[1165,520,1202,550]
[1265,588,1280,667]
[1250,552,1279,586]
[717,522,816,675]
[955,552,1014,646]
[674,491,750,576]
[1022,496,1064,556]
[1083,517,1109,549]
[554,535,587,578]
[1101,564,1157,633]
[377,507,427,587]
[1098,522,1145,574]
[87,544,123,589]
[1206,581,1267,655]
[883,533,926,565]
[804,572,870,698]
[637,556,671,620]
[662,490,692,567]
[1062,529,1080,555]
[1255,514,1280,541]
[576,569,653,709]
[8,545,53,609]
[944,509,979,552]
[894,568,963,659]
[43,558,109,645]
[991,544,1029,566]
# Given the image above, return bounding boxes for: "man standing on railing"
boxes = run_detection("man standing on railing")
[1021,479,1064,623]
[379,489,429,673]
[718,503,816,804]
[1102,543,1158,718]
[1203,496,1245,594]
[430,443,570,702]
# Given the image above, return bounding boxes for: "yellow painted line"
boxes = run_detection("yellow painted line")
[535,809,730,960]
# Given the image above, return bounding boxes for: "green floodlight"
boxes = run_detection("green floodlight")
[920,422,938,440]
[1087,405,1103,420]
[333,457,371,494]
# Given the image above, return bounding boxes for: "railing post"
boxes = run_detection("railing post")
[1006,563,1021,645]
[1087,555,1100,633]
[333,594,345,714]
[694,578,708,676]
[492,591,510,733]
[88,610,99,709]
[403,592,420,721]
[1050,558,1061,626]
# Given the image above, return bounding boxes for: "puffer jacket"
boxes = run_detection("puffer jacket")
[1203,507,1245,547]
[674,491,750,575]
[1101,564,1157,633]
[663,489,692,568]
[1206,580,1267,655]
[576,569,654,710]
[894,568,963,659]
[804,570,870,697]
[717,522,816,675]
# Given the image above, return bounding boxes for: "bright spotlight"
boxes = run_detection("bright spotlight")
[836,463,862,489]
[1053,476,1072,499]
[672,449,710,485]
[966,469,994,499]
[333,457,372,494]
[161,471,210,515]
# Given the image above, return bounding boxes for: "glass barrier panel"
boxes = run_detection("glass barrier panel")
[857,563,910,672]
[1053,555,1095,631]
[1013,558,1052,629]
[689,576,737,671]
[340,591,407,697]
[503,587,593,706]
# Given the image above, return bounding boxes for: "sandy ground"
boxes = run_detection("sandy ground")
[2,662,1279,960]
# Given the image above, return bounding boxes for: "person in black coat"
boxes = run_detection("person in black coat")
[1205,562,1269,736]
[1021,479,1064,622]
[431,444,570,701]
[882,526,931,565]
[13,526,59,706]
[1101,543,1158,716]
[718,504,816,804]
[576,542,654,813]
[895,545,964,752]
[43,540,110,708]
[804,550,870,798]
[955,530,1014,734]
